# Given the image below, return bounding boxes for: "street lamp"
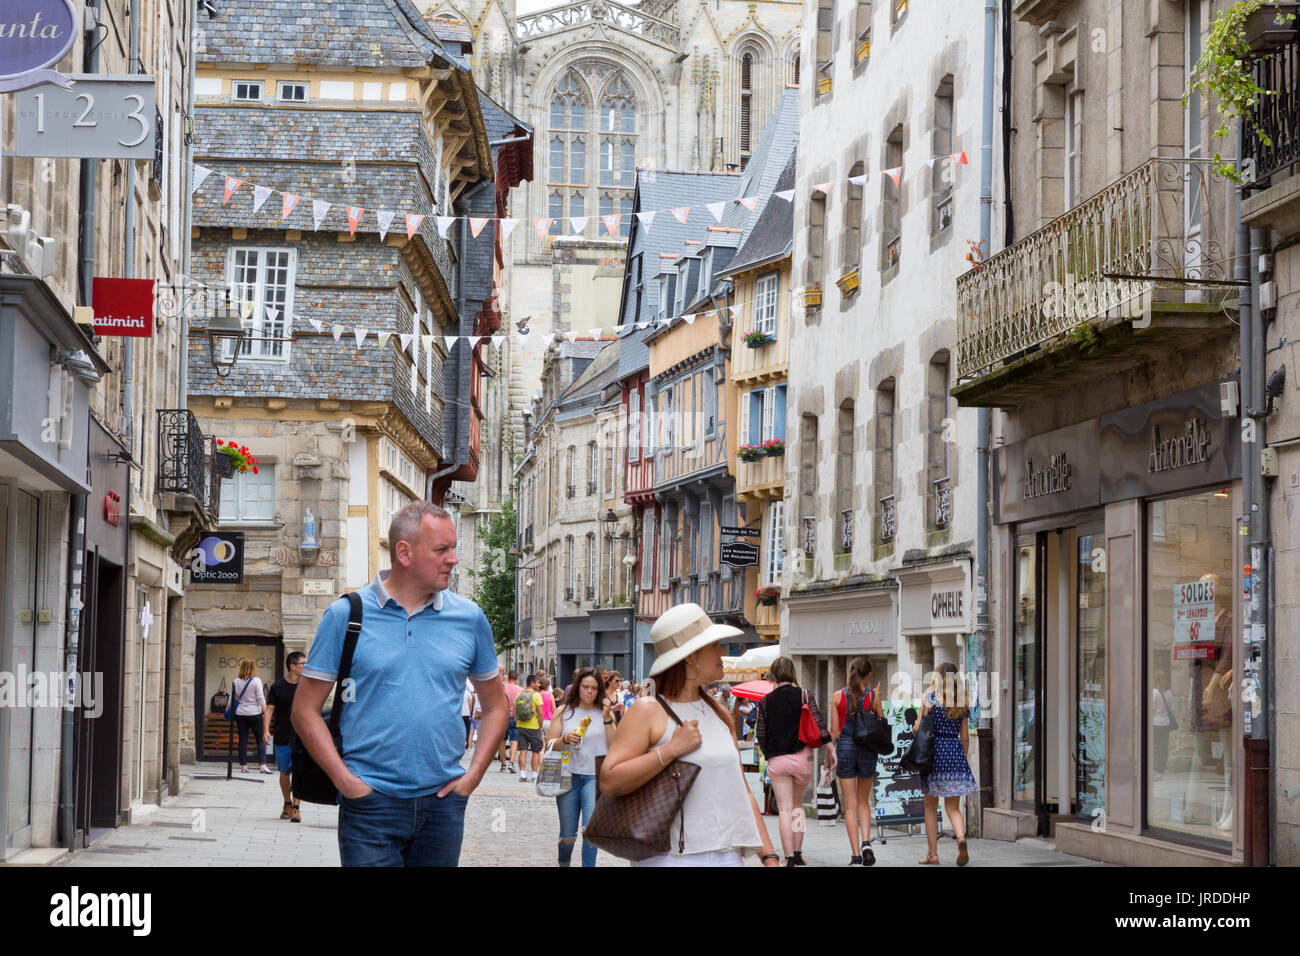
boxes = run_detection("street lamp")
[207,289,246,378]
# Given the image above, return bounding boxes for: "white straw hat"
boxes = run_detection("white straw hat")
[646,603,743,678]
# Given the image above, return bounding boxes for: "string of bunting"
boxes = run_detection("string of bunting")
[190,152,968,239]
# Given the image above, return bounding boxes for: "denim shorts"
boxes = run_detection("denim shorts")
[504,716,517,742]
[835,734,878,779]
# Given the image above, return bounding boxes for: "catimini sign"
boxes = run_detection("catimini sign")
[0,0,79,93]
[92,277,155,337]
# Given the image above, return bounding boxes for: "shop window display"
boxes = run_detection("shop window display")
[1145,489,1234,846]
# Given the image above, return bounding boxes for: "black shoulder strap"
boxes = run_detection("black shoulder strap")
[656,694,686,728]
[328,592,363,735]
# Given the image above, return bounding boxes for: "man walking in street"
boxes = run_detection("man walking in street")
[513,674,546,782]
[264,651,305,822]
[293,502,508,867]
[500,669,523,773]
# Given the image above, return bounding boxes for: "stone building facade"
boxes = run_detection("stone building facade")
[181,0,501,763]
[1,0,197,856]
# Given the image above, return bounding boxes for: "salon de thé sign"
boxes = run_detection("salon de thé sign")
[0,0,79,93]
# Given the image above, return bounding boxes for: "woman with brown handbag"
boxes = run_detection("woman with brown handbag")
[599,603,782,867]
[756,655,833,865]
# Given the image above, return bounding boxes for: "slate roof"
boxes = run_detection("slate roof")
[714,89,799,242]
[560,340,621,405]
[615,169,741,380]
[425,13,474,44]
[197,0,466,71]
[722,153,795,276]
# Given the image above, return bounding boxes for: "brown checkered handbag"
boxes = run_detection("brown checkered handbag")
[583,696,702,861]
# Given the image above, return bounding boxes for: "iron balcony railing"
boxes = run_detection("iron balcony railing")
[524,525,534,551]
[587,480,598,496]
[934,476,952,529]
[516,0,679,45]
[150,107,164,189]
[879,495,896,543]
[803,516,816,557]
[157,409,220,517]
[955,158,1236,381]
[1244,34,1300,190]
[839,508,854,553]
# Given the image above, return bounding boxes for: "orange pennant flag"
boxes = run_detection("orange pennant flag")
[884,167,902,188]
[738,196,758,211]
[223,177,243,204]
[670,207,690,224]
[405,213,424,240]
[470,217,489,238]
[602,214,621,237]
[534,218,553,241]
[950,151,969,165]
[281,193,300,219]
[347,206,365,236]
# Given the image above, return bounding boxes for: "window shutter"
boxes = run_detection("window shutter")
[775,385,788,440]
[749,391,762,445]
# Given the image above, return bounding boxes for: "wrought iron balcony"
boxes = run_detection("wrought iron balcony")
[587,480,598,496]
[524,525,534,551]
[565,587,575,602]
[839,509,854,553]
[566,484,576,499]
[516,0,679,46]
[934,476,952,529]
[955,158,1238,405]
[157,409,220,518]
[1244,34,1300,191]
[879,495,896,543]
[803,516,816,557]
[585,586,595,601]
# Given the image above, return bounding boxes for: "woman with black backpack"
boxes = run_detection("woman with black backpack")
[829,657,884,865]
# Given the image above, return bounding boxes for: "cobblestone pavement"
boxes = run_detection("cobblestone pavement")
[59,754,1105,868]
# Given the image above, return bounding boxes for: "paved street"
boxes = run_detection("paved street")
[59,754,1104,868]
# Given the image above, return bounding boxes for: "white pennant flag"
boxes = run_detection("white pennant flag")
[309,318,323,333]
[707,201,726,223]
[564,331,579,342]
[436,216,456,238]
[353,328,368,347]
[588,327,601,339]
[331,324,345,342]
[775,189,795,203]
[490,336,504,349]
[516,330,532,350]
[636,211,657,232]
[252,185,273,214]
[264,305,279,324]
[313,200,332,230]
[541,333,556,347]
[377,332,392,350]
[444,335,459,350]
[399,333,414,353]
[570,217,588,236]
[376,210,396,242]
[499,218,519,240]
[192,165,213,194]
[729,305,742,318]
[848,174,867,186]
[684,313,696,325]
[421,334,434,354]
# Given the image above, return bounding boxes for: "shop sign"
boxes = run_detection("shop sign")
[1173,578,1216,659]
[0,0,78,93]
[720,541,759,568]
[15,76,158,159]
[92,277,155,337]
[189,532,244,584]
[995,420,1100,524]
[719,525,760,537]
[900,562,971,635]
[103,490,121,527]
[787,590,897,654]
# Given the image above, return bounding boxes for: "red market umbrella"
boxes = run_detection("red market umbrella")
[730,680,775,702]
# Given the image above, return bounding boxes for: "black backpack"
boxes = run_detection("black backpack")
[292,592,363,804]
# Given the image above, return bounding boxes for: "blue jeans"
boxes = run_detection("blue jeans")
[338,788,468,867]
[555,772,598,867]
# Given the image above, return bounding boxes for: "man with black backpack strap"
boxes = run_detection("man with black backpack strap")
[292,502,507,867]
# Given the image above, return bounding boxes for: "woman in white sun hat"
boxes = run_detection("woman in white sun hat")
[599,603,782,867]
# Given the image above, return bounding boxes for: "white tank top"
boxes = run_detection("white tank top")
[649,697,762,858]
[559,706,607,776]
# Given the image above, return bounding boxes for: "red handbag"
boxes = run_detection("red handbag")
[798,690,828,749]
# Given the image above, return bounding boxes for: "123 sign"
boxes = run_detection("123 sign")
[15,75,157,159]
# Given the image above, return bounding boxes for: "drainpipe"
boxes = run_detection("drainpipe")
[179,0,198,404]
[59,493,88,848]
[77,0,103,310]
[124,0,140,455]
[972,0,997,825]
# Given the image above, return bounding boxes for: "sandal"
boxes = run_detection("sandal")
[280,801,294,820]
[919,854,940,864]
[259,765,273,774]
[290,805,301,823]
[956,840,969,867]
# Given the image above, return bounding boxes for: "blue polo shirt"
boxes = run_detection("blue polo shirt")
[303,572,498,798]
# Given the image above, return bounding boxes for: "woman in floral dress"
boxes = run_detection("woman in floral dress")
[915,661,977,866]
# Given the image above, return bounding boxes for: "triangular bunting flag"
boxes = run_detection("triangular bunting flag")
[376,209,396,242]
[192,165,213,194]
[636,211,657,232]
[469,218,489,238]
[729,305,742,318]
[281,193,300,219]
[707,202,725,223]
[564,331,579,342]
[499,218,519,240]
[541,333,556,347]
[601,214,621,237]
[738,196,758,212]
[924,157,938,169]
[252,185,273,214]
[240,300,255,320]
[490,336,504,349]
[353,328,368,347]
[588,327,601,339]
[399,333,414,353]
[377,332,392,350]
[534,218,554,241]
[813,182,832,195]
[670,207,690,225]
[308,318,323,333]
[406,213,424,240]
[516,330,532,349]
[421,335,434,355]
[264,306,279,325]
[436,216,456,238]
[570,217,588,236]
[223,177,243,204]
[884,167,902,188]
[347,206,365,237]
[331,324,345,342]
[312,200,332,230]
[950,151,969,165]
[775,189,795,203]
[848,174,867,187]
[684,313,696,325]
[444,335,459,350]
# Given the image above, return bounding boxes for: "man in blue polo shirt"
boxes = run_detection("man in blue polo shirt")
[293,501,508,866]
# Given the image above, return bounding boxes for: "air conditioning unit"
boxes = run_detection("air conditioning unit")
[25,234,56,279]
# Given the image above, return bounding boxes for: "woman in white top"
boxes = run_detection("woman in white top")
[600,603,781,867]
[231,658,269,774]
[545,667,617,866]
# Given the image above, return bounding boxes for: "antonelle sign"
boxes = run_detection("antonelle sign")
[0,0,79,93]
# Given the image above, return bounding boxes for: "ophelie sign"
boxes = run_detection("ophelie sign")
[0,0,79,93]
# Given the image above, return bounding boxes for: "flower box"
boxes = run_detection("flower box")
[762,439,785,457]
[818,76,833,96]
[738,444,763,463]
[754,586,780,606]
[1246,2,1300,50]
[803,287,822,309]
[216,440,260,475]
[836,268,861,295]
[742,328,774,348]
